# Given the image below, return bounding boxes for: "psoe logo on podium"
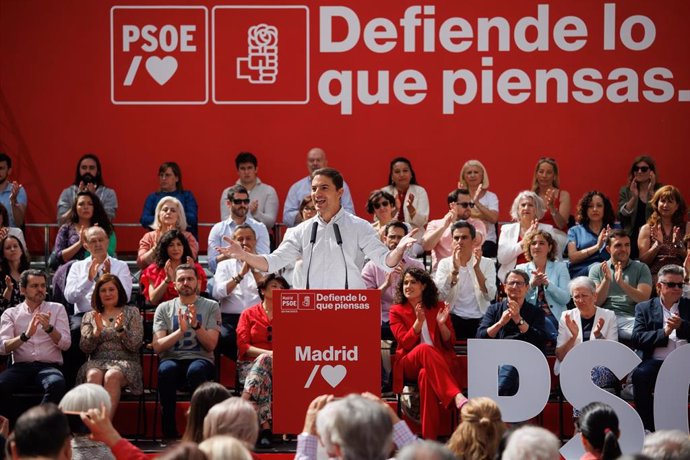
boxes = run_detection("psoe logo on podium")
[212,5,309,104]
[110,6,208,104]
[298,293,316,310]
[280,293,298,312]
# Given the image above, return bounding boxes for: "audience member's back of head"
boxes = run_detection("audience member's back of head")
[157,441,208,460]
[203,397,258,449]
[447,396,505,460]
[642,429,690,459]
[10,403,71,459]
[397,440,456,460]
[577,402,621,460]
[315,394,393,460]
[501,425,560,460]
[199,435,252,460]
[59,383,112,415]
[182,382,232,444]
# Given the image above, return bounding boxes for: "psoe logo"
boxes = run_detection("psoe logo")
[212,5,309,104]
[298,293,316,310]
[281,293,298,312]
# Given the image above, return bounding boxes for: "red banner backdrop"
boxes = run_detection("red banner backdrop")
[273,289,380,433]
[1,1,688,251]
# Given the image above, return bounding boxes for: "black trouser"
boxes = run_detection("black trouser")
[219,313,241,361]
[63,312,86,387]
[450,314,481,340]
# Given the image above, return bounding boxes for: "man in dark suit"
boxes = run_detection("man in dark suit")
[631,264,690,432]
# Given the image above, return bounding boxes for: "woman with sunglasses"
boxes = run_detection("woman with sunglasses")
[618,156,662,258]
[459,160,499,257]
[366,190,398,238]
[638,185,689,284]
[531,157,571,231]
[381,157,429,231]
[236,274,290,448]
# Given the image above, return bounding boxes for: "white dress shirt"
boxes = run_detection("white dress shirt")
[213,259,262,314]
[434,255,497,318]
[64,256,133,314]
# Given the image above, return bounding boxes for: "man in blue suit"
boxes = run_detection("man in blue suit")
[631,264,690,432]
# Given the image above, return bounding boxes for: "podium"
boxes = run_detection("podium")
[272,289,381,433]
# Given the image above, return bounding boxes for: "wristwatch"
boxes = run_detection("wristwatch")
[518,319,526,326]
[20,332,30,342]
[45,325,54,334]
[192,323,201,331]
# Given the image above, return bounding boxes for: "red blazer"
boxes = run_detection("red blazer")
[389,301,459,392]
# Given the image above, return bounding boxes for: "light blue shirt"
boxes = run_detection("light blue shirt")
[516,260,571,320]
[0,181,27,227]
[207,216,270,272]
[282,176,355,227]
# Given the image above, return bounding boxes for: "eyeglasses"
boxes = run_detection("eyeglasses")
[633,166,650,173]
[232,199,251,205]
[267,325,272,342]
[660,281,684,289]
[455,202,475,208]
[505,281,526,287]
[373,201,391,209]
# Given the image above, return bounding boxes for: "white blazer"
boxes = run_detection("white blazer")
[554,307,618,375]
[434,255,497,315]
[497,222,567,282]
[381,184,429,230]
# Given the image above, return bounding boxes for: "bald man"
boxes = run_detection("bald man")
[283,148,355,226]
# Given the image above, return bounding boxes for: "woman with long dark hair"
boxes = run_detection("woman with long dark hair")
[389,267,467,440]
[381,157,429,230]
[576,402,622,460]
[567,191,617,278]
[0,235,30,313]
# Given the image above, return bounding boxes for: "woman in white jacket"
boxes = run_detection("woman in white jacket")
[381,157,429,231]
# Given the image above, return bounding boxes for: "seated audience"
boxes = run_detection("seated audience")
[363,221,424,340]
[137,196,199,269]
[296,393,416,460]
[618,155,662,259]
[8,403,72,460]
[567,191,616,278]
[236,274,289,447]
[589,229,652,340]
[181,382,232,444]
[0,203,25,247]
[64,226,132,385]
[213,225,265,361]
[78,274,143,417]
[202,397,258,449]
[554,277,618,399]
[59,383,115,460]
[57,153,118,223]
[208,184,270,273]
[141,229,206,306]
[638,185,689,284]
[390,267,467,440]
[477,269,547,396]
[152,264,220,439]
[381,156,429,231]
[517,229,571,343]
[497,190,566,282]
[0,235,30,314]
[458,159,499,257]
[631,264,689,432]
[51,190,116,268]
[642,429,690,459]
[199,436,251,460]
[219,151,279,229]
[365,190,398,239]
[502,425,560,460]
[446,396,505,460]
[0,153,27,228]
[140,161,198,238]
[576,402,622,460]
[283,147,355,226]
[0,270,70,418]
[423,188,486,272]
[434,221,496,340]
[531,157,571,231]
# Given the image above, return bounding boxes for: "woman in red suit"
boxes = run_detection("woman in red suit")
[389,267,468,440]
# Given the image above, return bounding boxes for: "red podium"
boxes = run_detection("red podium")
[272,289,381,433]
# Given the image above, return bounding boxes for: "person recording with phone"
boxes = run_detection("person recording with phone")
[216,168,418,289]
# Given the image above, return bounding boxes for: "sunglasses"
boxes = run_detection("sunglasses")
[232,199,251,205]
[455,202,475,208]
[633,166,650,173]
[659,281,684,289]
[373,201,391,209]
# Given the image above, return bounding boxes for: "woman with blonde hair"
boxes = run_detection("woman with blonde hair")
[199,436,252,460]
[447,397,505,460]
[203,397,259,449]
[531,157,571,231]
[137,196,199,269]
[459,160,499,257]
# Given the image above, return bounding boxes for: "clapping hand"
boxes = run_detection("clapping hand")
[601,261,613,281]
[406,193,416,217]
[436,304,450,325]
[592,317,605,338]
[112,312,125,331]
[414,303,426,324]
[614,262,624,284]
[93,311,104,333]
[565,312,579,337]
[3,275,12,300]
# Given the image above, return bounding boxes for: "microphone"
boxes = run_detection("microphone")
[305,222,319,289]
[333,223,348,289]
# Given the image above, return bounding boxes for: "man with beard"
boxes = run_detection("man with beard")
[208,184,270,273]
[0,269,70,418]
[56,154,118,223]
[153,264,221,440]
